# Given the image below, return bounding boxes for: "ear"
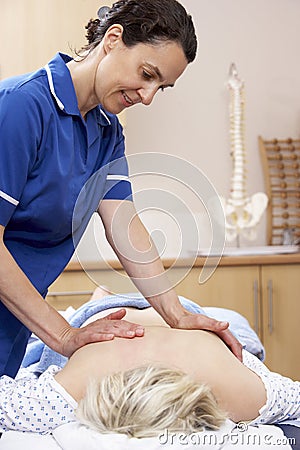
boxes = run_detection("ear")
[103,24,124,53]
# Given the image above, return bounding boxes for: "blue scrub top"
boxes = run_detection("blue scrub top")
[0,53,132,296]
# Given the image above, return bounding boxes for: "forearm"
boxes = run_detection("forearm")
[99,200,185,326]
[99,201,243,359]
[0,230,72,354]
[115,250,185,327]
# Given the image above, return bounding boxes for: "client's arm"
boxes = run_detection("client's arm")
[0,367,77,434]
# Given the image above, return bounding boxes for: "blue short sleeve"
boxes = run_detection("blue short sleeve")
[0,55,134,297]
[0,87,40,226]
[103,119,132,201]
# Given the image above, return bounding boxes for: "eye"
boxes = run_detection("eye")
[142,70,152,80]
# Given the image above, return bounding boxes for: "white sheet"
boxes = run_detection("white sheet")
[1,419,293,450]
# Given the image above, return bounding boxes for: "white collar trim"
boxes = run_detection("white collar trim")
[100,109,111,125]
[44,64,65,111]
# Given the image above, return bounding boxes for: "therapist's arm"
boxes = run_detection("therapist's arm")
[98,199,243,360]
[0,225,144,359]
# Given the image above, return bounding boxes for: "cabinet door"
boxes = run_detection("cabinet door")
[172,266,261,336]
[261,264,300,380]
[46,267,138,310]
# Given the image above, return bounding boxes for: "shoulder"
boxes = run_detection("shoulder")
[0,69,55,137]
[0,68,50,114]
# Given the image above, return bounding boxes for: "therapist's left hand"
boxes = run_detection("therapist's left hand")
[172,311,243,361]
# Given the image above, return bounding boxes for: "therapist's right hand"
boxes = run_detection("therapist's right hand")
[60,308,145,358]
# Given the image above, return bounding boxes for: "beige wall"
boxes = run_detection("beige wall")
[0,0,110,79]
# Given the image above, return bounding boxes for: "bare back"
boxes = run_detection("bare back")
[55,307,267,423]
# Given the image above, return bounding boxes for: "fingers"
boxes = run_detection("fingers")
[86,317,145,339]
[81,331,115,342]
[103,308,127,320]
[175,312,243,361]
[198,317,243,361]
[197,315,230,332]
[232,341,243,361]
[61,318,145,358]
[196,317,243,360]
[216,329,243,361]
[60,328,115,358]
[178,313,230,333]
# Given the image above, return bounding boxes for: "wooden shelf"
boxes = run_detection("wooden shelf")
[65,252,300,272]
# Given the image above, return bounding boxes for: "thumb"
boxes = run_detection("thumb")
[209,318,229,331]
[198,315,229,332]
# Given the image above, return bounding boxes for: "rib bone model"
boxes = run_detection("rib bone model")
[220,63,268,244]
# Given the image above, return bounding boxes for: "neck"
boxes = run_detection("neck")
[67,46,103,117]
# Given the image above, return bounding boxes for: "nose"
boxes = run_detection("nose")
[138,86,157,106]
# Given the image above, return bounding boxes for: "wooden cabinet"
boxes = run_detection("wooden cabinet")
[46,264,135,310]
[173,265,261,336]
[47,254,300,379]
[173,257,299,380]
[173,258,299,380]
[261,265,299,380]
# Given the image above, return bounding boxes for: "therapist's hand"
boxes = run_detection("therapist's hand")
[60,309,145,358]
[172,311,243,361]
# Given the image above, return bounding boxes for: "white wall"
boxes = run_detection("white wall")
[77,0,300,263]
[119,0,300,255]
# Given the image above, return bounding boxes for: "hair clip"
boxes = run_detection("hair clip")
[97,6,110,21]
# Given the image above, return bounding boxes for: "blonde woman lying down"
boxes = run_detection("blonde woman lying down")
[0,301,299,439]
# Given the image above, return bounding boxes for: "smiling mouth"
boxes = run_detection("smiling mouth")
[122,91,134,106]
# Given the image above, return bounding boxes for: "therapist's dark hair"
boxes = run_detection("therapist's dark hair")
[84,0,197,63]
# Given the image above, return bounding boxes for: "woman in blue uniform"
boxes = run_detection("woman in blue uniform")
[0,0,241,378]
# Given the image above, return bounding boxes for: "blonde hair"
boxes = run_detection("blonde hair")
[76,365,226,438]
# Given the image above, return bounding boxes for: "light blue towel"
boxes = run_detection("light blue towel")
[22,294,265,374]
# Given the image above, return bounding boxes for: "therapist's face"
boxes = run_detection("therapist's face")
[93,26,188,114]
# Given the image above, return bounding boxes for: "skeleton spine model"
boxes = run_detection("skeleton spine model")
[221,63,268,244]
